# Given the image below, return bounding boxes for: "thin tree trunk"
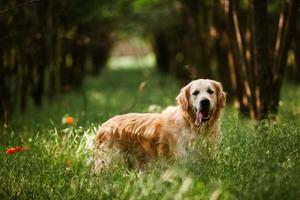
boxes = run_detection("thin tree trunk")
[294,21,300,82]
[270,0,300,113]
[152,31,170,73]
[222,0,254,116]
[252,0,272,119]
[0,47,9,125]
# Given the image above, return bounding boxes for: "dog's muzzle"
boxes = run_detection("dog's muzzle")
[195,99,212,126]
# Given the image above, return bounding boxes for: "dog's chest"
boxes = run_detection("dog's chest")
[175,128,196,157]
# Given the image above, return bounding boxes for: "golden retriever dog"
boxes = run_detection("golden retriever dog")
[94,79,226,173]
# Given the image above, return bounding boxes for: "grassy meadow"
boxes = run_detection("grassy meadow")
[1,59,300,199]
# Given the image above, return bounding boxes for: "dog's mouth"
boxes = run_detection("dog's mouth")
[194,108,212,126]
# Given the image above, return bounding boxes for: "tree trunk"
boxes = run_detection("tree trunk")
[224,0,254,116]
[152,31,171,73]
[0,47,9,125]
[252,0,272,119]
[294,23,300,82]
[270,0,300,113]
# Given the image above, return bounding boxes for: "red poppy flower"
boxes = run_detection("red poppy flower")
[6,146,29,154]
[6,148,17,154]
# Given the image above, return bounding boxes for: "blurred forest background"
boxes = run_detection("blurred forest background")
[0,0,300,125]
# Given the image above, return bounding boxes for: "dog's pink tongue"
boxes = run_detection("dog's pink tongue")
[195,111,203,126]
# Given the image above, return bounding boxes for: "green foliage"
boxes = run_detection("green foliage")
[133,0,161,11]
[1,65,300,199]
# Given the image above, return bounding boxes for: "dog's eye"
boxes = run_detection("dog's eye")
[207,88,214,94]
[192,90,199,96]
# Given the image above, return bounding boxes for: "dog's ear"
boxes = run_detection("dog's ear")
[176,84,191,111]
[212,81,226,109]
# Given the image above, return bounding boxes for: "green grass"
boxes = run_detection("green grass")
[1,65,300,199]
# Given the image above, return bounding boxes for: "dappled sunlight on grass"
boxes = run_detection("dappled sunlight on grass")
[83,67,179,123]
[107,53,155,70]
[278,83,300,122]
[87,89,106,103]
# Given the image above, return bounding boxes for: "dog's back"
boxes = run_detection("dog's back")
[96,113,161,147]
[94,113,165,171]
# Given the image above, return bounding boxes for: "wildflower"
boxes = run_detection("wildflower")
[6,146,29,154]
[62,116,75,125]
[65,117,74,124]
[6,148,17,154]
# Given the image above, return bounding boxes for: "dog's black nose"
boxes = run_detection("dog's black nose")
[200,99,210,109]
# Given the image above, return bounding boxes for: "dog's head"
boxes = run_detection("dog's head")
[176,79,226,126]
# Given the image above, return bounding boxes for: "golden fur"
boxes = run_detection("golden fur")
[94,79,226,173]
